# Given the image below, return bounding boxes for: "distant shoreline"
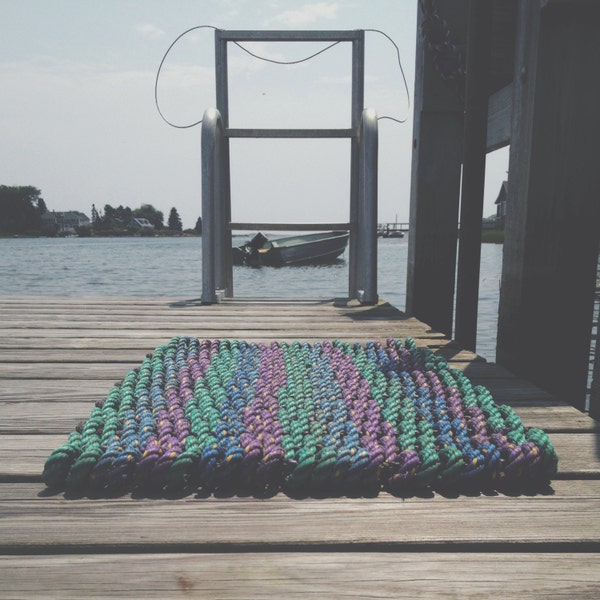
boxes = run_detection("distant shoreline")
[481,230,504,244]
[0,231,504,244]
[1,231,505,243]
[0,232,202,239]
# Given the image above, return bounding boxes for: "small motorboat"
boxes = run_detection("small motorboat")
[232,230,349,266]
[381,229,404,238]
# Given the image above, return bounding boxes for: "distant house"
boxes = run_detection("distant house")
[129,217,155,230]
[42,210,91,234]
[495,180,507,229]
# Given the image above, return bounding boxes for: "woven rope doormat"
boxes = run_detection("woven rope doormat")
[42,337,558,494]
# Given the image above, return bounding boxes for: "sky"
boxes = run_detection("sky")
[1,0,508,230]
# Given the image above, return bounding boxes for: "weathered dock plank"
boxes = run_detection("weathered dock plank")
[0,345,482,363]
[1,295,599,598]
[0,359,512,380]
[3,553,600,600]
[1,481,599,552]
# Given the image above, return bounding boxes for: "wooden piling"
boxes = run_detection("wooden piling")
[406,0,468,337]
[497,0,600,412]
[454,0,493,351]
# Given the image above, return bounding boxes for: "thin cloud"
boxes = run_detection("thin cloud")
[136,23,166,40]
[265,2,340,26]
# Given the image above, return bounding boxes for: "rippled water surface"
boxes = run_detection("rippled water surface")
[0,236,502,360]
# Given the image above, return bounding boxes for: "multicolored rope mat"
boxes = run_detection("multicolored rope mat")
[42,336,558,494]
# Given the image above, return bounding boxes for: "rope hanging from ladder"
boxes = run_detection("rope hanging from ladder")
[154,26,411,129]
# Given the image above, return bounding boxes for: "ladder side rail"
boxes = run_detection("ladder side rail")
[201,108,227,304]
[215,131,231,298]
[349,30,365,299]
[356,108,379,304]
[214,30,233,297]
[210,28,373,303]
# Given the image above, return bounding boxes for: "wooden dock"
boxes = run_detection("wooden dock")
[1,295,599,598]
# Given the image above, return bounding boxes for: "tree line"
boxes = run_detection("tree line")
[0,185,202,236]
[0,186,47,235]
[90,203,201,236]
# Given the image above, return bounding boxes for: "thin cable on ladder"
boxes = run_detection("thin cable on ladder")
[154,25,218,129]
[364,28,411,124]
[155,26,411,129]
[232,40,342,65]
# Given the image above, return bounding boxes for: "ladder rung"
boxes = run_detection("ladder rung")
[226,128,354,139]
[217,30,363,42]
[229,222,352,232]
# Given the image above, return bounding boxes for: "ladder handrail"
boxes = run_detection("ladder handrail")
[355,108,378,304]
[201,108,229,304]
[201,29,378,304]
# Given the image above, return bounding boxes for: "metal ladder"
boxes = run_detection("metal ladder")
[201,29,378,304]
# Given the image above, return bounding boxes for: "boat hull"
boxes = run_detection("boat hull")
[233,231,349,267]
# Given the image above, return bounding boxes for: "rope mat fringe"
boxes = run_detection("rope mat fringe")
[42,337,558,494]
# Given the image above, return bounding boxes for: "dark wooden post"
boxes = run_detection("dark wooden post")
[454,0,493,351]
[591,292,600,419]
[406,0,468,337]
[497,0,600,412]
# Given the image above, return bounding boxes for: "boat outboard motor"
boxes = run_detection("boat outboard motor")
[248,232,269,250]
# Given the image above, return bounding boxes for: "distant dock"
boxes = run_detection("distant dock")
[377,222,408,237]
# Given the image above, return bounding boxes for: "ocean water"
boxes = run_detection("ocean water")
[0,236,502,360]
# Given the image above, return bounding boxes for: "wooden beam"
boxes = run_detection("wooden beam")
[497,0,600,411]
[455,0,494,351]
[590,290,600,419]
[406,0,468,337]
[541,0,599,6]
[486,82,512,152]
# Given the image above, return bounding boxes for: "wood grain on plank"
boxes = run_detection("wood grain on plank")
[0,360,513,381]
[0,481,598,551]
[2,553,599,599]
